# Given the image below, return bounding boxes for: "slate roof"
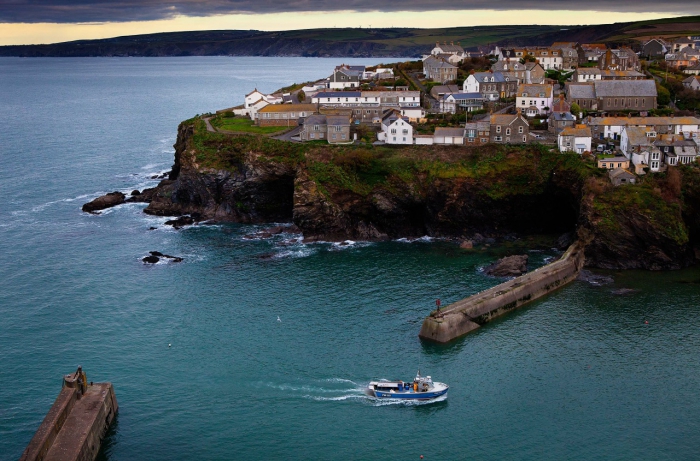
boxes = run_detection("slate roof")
[491,61,526,72]
[473,72,508,83]
[551,112,576,122]
[304,114,327,125]
[490,114,526,125]
[594,80,658,97]
[518,84,553,98]
[609,168,636,180]
[445,92,484,100]
[576,68,601,75]
[327,115,351,126]
[434,43,465,53]
[314,91,362,98]
[600,70,645,78]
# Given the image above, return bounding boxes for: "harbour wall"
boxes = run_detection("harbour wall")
[20,369,118,461]
[418,241,586,343]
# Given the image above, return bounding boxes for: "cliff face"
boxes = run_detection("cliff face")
[146,119,700,270]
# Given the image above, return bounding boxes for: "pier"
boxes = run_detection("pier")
[20,367,118,461]
[419,241,586,343]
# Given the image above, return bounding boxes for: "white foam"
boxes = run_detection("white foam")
[395,236,435,243]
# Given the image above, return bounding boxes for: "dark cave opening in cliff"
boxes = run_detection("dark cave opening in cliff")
[259,176,295,222]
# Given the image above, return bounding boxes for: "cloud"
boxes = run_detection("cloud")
[0,0,699,23]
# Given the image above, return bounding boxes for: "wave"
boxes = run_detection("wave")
[395,236,435,243]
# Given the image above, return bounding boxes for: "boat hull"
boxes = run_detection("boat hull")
[371,385,448,400]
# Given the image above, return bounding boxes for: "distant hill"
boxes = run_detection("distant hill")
[1,16,699,58]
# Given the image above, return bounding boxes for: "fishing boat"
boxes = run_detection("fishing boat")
[367,371,448,400]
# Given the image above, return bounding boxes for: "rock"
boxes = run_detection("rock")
[149,227,157,230]
[577,269,614,286]
[164,215,196,229]
[143,255,159,264]
[125,187,157,204]
[259,232,272,238]
[258,252,276,259]
[459,240,473,249]
[82,192,125,213]
[169,257,183,263]
[555,232,575,250]
[484,255,528,277]
[146,251,183,263]
[471,233,484,244]
[483,237,496,245]
[149,251,164,257]
[262,226,286,235]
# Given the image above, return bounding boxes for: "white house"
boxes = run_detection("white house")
[400,106,426,122]
[516,84,554,117]
[233,89,284,119]
[558,125,592,154]
[378,112,413,145]
[573,68,602,82]
[588,116,700,140]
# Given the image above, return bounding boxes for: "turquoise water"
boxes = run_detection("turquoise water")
[1,57,700,461]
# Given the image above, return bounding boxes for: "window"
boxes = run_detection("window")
[334,126,342,132]
[320,133,324,138]
[601,163,607,168]
[310,133,315,139]
[393,137,396,141]
[402,129,409,135]
[523,136,527,142]
[403,137,406,141]
[652,152,659,160]
[519,126,524,133]
[332,134,337,140]
[496,126,501,133]
[391,129,396,134]
[651,161,659,169]
[506,128,511,135]
[494,136,502,142]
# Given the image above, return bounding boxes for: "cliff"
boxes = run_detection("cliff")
[143,118,700,270]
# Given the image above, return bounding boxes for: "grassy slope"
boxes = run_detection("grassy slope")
[3,16,699,57]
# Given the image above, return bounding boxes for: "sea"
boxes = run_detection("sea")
[1,57,699,461]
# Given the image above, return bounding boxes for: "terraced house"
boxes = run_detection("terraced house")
[489,113,529,144]
[516,84,554,117]
[463,71,517,101]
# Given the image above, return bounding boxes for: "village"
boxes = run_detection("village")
[217,36,700,186]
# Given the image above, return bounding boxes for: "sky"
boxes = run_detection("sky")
[0,1,699,46]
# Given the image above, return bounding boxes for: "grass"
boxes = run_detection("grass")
[211,116,290,134]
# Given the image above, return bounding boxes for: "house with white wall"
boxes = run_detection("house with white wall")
[377,111,413,145]
[516,84,554,117]
[558,125,592,153]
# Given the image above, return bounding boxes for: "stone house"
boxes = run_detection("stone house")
[599,70,646,80]
[580,44,607,63]
[326,115,352,144]
[609,168,637,186]
[549,112,577,135]
[567,83,597,110]
[558,125,592,154]
[598,48,640,72]
[256,103,317,126]
[429,84,460,100]
[464,121,491,145]
[464,72,518,101]
[594,80,657,111]
[489,113,529,144]
[491,61,545,84]
[423,56,457,83]
[300,115,328,141]
[516,83,554,117]
[552,43,580,70]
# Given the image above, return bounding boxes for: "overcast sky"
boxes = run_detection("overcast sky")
[1,1,699,45]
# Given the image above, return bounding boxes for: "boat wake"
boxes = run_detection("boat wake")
[267,378,446,406]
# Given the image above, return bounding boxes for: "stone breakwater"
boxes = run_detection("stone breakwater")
[419,241,587,343]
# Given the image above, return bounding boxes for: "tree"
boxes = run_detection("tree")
[394,78,408,87]
[570,102,581,116]
[522,54,536,63]
[656,82,671,106]
[297,90,306,103]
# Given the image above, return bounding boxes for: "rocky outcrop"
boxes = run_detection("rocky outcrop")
[82,192,125,213]
[484,255,528,277]
[129,119,700,271]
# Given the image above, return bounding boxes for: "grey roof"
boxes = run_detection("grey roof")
[594,80,657,98]
[568,84,596,99]
[576,68,601,75]
[551,112,576,121]
[434,43,464,53]
[491,61,526,72]
[304,114,327,125]
[445,92,484,100]
[609,168,636,180]
[314,91,361,98]
[473,72,508,83]
[425,57,457,69]
[434,127,465,137]
[327,115,351,126]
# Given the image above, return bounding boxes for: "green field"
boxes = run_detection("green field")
[212,116,289,134]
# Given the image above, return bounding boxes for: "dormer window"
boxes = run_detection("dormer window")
[523,93,528,97]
